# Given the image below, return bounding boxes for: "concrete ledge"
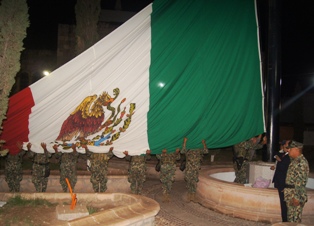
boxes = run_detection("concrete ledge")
[0,192,160,226]
[197,167,314,224]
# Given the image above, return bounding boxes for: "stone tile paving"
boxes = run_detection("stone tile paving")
[142,178,271,226]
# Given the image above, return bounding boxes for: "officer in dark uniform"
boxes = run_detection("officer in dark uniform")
[271,140,290,222]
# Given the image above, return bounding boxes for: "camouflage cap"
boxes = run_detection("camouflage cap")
[287,140,303,149]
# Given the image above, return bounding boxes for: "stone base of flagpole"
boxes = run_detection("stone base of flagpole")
[56,204,89,221]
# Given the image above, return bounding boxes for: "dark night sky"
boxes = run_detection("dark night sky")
[281,0,314,97]
[281,1,314,76]
[23,0,314,95]
[24,0,75,50]
[24,0,153,50]
[20,0,151,92]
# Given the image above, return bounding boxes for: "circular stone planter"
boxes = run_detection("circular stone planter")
[197,167,314,224]
[0,192,160,226]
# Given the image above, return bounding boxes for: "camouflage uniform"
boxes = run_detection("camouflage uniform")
[233,140,263,184]
[284,154,309,222]
[4,150,26,192]
[126,154,151,194]
[87,150,113,192]
[181,147,208,198]
[156,152,180,200]
[28,151,52,192]
[55,151,80,192]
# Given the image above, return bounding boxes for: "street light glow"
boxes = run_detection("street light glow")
[43,70,50,76]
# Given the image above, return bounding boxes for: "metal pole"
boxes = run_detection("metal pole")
[266,0,281,162]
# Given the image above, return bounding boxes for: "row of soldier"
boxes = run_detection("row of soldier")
[3,138,208,203]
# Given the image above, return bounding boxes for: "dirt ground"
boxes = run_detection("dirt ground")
[0,204,63,226]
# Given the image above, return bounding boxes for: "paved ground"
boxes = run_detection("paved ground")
[142,178,271,226]
[105,154,273,226]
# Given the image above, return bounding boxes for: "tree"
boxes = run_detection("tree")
[0,0,29,134]
[75,0,101,55]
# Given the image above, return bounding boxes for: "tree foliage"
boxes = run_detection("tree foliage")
[0,0,29,134]
[75,0,101,55]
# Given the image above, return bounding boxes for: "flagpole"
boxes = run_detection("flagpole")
[266,0,281,162]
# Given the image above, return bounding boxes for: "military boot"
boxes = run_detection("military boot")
[162,193,168,203]
[186,193,191,202]
[190,193,196,202]
[191,193,197,202]
[137,185,143,195]
[167,193,171,202]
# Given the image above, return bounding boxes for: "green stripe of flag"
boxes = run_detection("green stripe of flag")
[148,0,264,153]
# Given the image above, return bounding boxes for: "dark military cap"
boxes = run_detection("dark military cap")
[279,140,286,145]
[287,140,303,149]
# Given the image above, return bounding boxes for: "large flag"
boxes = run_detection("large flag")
[1,0,265,157]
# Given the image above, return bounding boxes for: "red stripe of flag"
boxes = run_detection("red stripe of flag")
[1,87,35,155]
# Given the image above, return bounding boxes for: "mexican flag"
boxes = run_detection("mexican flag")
[1,0,265,157]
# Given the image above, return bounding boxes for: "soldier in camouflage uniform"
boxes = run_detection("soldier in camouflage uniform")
[0,140,9,157]
[53,143,80,192]
[156,148,180,202]
[4,142,27,192]
[284,140,309,223]
[123,150,151,195]
[84,145,114,192]
[28,143,52,192]
[180,138,208,202]
[233,134,266,184]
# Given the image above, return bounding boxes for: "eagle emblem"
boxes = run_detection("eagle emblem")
[56,88,135,148]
